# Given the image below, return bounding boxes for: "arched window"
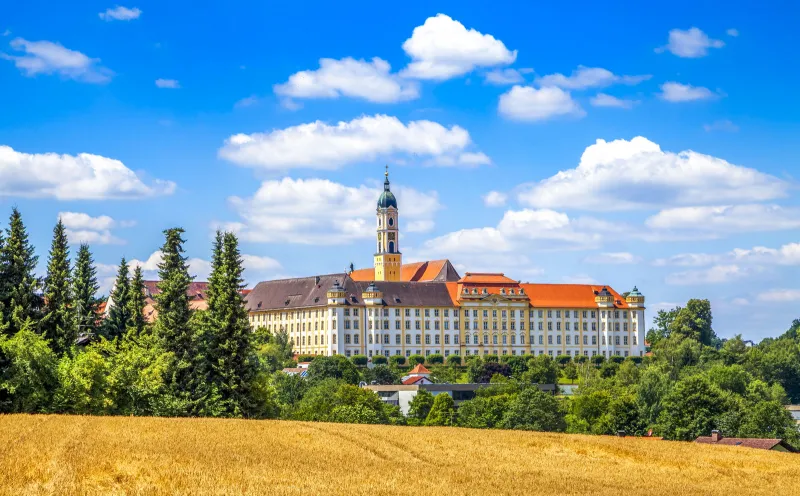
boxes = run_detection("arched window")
[389,241,395,253]
[388,217,394,226]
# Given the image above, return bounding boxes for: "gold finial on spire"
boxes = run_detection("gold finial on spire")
[385,164,389,178]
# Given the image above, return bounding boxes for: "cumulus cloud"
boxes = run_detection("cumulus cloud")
[535,66,650,90]
[482,191,507,207]
[726,28,739,37]
[654,243,800,267]
[59,211,136,245]
[274,57,419,104]
[2,38,113,83]
[218,114,489,170]
[646,205,800,233]
[234,95,259,108]
[665,264,753,285]
[704,120,739,132]
[562,274,599,284]
[99,6,141,21]
[498,86,585,121]
[656,27,724,58]
[401,14,516,80]
[584,252,641,264]
[222,177,441,245]
[155,78,180,89]
[659,82,718,102]
[483,68,529,85]
[590,93,639,109]
[129,250,281,284]
[516,137,787,211]
[758,290,800,302]
[0,145,176,199]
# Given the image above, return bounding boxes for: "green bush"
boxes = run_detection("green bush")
[484,354,499,363]
[427,353,444,365]
[296,354,316,363]
[408,354,425,366]
[371,355,388,365]
[556,355,572,366]
[609,355,625,365]
[574,355,589,364]
[445,354,462,366]
[629,356,643,365]
[591,355,605,366]
[350,354,368,367]
[389,355,406,367]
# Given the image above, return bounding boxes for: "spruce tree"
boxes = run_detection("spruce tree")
[206,232,256,416]
[154,228,194,394]
[104,258,131,339]
[41,219,75,354]
[0,208,41,334]
[127,265,147,337]
[73,244,100,335]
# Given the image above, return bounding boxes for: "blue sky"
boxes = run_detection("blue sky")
[1,1,799,341]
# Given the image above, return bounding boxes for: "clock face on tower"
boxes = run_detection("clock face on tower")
[388,232,395,240]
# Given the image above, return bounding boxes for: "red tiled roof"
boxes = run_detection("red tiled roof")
[419,260,447,281]
[348,260,458,283]
[695,436,789,450]
[401,262,427,281]
[402,375,428,385]
[520,283,630,309]
[408,364,430,375]
[458,272,518,284]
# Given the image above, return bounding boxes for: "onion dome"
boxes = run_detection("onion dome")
[377,166,397,209]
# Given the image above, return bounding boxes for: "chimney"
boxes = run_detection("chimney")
[711,430,721,442]
[315,276,320,285]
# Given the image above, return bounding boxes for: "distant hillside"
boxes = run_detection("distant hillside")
[0,415,795,495]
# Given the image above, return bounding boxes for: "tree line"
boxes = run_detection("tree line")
[0,207,798,448]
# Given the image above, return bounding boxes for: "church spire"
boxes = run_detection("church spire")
[374,165,401,281]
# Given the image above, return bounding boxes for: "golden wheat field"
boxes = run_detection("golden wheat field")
[0,415,798,496]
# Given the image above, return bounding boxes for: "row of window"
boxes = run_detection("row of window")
[343,348,641,359]
[340,333,638,346]
[252,308,641,322]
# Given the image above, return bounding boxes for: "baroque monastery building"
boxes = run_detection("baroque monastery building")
[245,169,647,360]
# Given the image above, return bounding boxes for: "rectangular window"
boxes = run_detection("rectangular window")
[444,321,449,330]
[444,309,449,317]
[405,309,410,317]
[454,335,459,344]
[539,335,543,345]
[415,321,421,330]
[547,310,552,318]
[591,311,596,318]
[424,335,430,345]
[444,335,450,345]
[383,335,389,344]
[454,321,460,330]
[425,321,430,330]
[434,321,440,330]
[583,322,588,331]
[383,320,389,330]
[483,335,489,345]
[548,335,553,345]
[615,336,620,346]
[538,310,544,318]
[623,336,628,345]
[556,310,561,318]
[556,322,561,331]
[434,309,440,317]
[483,321,488,330]
[353,335,359,344]
[566,335,571,345]
[395,309,400,317]
[592,322,596,331]
[582,311,587,318]
[345,320,351,330]
[344,308,350,316]
[435,335,440,345]
[395,335,401,344]
[624,322,628,332]
[583,335,588,345]
[557,335,561,345]
[565,322,571,331]
[415,335,421,345]
[425,309,430,317]
[547,322,552,331]
[345,335,351,344]
[395,321,401,330]
[415,309,420,317]
[405,335,411,344]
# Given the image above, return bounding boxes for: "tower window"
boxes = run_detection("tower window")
[389,241,395,253]
[388,217,394,226]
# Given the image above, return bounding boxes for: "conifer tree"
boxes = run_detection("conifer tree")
[104,258,131,339]
[73,244,100,335]
[154,228,194,393]
[127,265,147,337]
[41,219,75,354]
[0,208,41,334]
[205,232,256,416]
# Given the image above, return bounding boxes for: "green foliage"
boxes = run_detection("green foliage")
[407,388,434,422]
[445,354,461,366]
[389,355,406,367]
[609,355,625,365]
[574,355,588,364]
[371,355,387,365]
[563,362,579,383]
[427,353,444,365]
[556,354,571,366]
[104,258,131,340]
[522,355,559,384]
[328,404,383,424]
[407,354,424,366]
[457,394,512,428]
[127,266,147,337]
[0,208,41,334]
[468,359,511,383]
[362,364,397,385]
[350,354,368,366]
[499,387,566,432]
[296,354,316,362]
[424,393,455,426]
[658,375,730,441]
[0,323,58,413]
[591,355,605,366]
[483,354,498,363]
[41,219,75,355]
[73,244,101,336]
[307,355,360,385]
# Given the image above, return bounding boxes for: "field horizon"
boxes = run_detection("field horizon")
[0,415,797,495]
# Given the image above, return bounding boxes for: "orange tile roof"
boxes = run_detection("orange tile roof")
[402,375,429,385]
[401,261,427,281]
[408,364,431,375]
[419,260,447,281]
[445,282,461,307]
[459,272,519,284]
[349,267,375,281]
[519,283,630,309]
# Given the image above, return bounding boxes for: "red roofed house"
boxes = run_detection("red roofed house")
[402,364,433,385]
[695,430,797,453]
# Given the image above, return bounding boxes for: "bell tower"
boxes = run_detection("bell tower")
[374,166,401,281]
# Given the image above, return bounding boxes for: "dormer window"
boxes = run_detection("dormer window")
[482,288,488,294]
[509,289,515,295]
[500,289,506,295]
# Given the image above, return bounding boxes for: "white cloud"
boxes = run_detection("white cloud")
[155,78,180,89]
[401,14,516,80]
[0,145,176,199]
[590,93,639,109]
[704,120,739,132]
[516,137,787,211]
[758,290,800,302]
[665,264,752,285]
[498,85,585,121]
[659,82,718,102]
[223,177,441,245]
[484,68,528,85]
[646,205,800,233]
[584,252,641,264]
[653,253,722,267]
[483,191,507,207]
[129,250,281,284]
[727,28,739,37]
[274,57,419,104]
[218,114,489,170]
[234,95,259,108]
[655,243,800,267]
[98,6,141,21]
[562,274,598,284]
[58,211,135,245]
[656,27,724,58]
[2,38,113,83]
[535,66,650,90]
